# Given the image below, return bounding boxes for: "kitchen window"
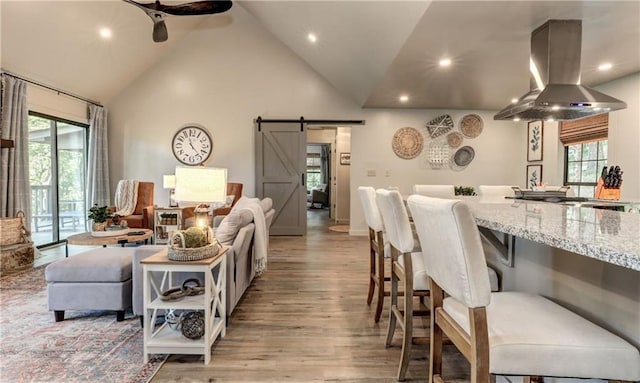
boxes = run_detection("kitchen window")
[564,139,607,198]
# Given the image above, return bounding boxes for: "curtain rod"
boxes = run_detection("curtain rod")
[1,70,103,107]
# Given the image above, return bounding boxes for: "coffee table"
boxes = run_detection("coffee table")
[65,229,153,257]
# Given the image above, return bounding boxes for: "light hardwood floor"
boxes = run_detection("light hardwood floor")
[151,209,470,382]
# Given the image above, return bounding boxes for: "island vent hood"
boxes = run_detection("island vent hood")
[494,19,626,121]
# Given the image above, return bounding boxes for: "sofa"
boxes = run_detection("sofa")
[307,184,328,208]
[131,197,274,323]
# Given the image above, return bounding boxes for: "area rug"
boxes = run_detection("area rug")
[328,224,350,233]
[0,266,166,383]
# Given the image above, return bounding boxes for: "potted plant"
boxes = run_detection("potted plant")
[88,204,113,231]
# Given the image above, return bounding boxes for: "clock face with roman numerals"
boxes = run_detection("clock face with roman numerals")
[171,125,213,166]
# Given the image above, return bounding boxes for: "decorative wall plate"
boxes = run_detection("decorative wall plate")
[460,114,483,138]
[446,131,463,148]
[392,127,424,159]
[427,141,450,169]
[425,114,454,138]
[453,146,475,167]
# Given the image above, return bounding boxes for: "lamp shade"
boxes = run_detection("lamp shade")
[163,175,175,189]
[174,166,227,203]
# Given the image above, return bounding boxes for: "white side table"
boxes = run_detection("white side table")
[141,247,227,364]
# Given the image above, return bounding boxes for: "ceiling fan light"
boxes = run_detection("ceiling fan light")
[153,19,168,42]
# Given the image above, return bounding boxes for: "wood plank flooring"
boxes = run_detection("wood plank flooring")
[151,210,471,382]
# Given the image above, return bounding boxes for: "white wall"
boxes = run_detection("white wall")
[335,127,351,223]
[350,109,526,234]
[595,72,640,200]
[107,5,362,207]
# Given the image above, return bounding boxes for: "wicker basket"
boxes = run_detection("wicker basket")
[167,230,220,262]
[0,211,30,246]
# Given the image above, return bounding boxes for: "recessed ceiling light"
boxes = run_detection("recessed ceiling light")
[551,105,560,111]
[547,117,555,122]
[439,58,452,67]
[99,27,112,39]
[307,33,317,43]
[399,95,409,103]
[513,117,521,122]
[598,63,612,71]
[511,98,519,104]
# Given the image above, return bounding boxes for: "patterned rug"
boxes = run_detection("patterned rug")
[0,266,166,383]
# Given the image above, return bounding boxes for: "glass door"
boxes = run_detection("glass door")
[28,113,88,247]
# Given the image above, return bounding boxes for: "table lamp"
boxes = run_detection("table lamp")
[163,175,177,207]
[174,166,227,231]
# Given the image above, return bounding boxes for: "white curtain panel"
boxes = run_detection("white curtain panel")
[0,75,31,228]
[86,104,110,216]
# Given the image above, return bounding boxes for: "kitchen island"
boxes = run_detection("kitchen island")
[462,197,640,349]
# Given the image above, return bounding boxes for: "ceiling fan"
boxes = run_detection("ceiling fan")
[123,0,233,43]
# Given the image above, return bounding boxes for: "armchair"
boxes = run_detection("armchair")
[182,182,243,227]
[307,184,328,208]
[108,181,154,230]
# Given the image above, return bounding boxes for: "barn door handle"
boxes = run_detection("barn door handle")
[302,173,305,186]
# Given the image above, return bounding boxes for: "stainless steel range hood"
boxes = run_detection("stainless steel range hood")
[494,20,626,121]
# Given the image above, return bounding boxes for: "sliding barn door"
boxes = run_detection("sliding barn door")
[255,120,307,236]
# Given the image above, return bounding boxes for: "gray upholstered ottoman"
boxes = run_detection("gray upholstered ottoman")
[45,247,136,322]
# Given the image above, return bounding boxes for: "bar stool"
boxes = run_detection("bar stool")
[375,188,429,381]
[412,184,455,198]
[357,186,389,323]
[407,195,640,383]
[477,185,516,199]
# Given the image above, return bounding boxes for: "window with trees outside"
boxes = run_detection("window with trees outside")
[564,139,607,198]
[29,113,88,247]
[306,153,322,191]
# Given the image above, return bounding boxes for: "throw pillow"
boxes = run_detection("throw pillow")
[215,209,253,246]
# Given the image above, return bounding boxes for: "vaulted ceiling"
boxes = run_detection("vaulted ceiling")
[2,1,639,110]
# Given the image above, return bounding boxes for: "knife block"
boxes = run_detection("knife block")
[595,179,621,200]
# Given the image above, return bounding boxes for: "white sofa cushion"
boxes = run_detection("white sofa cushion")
[216,209,253,246]
[443,291,640,380]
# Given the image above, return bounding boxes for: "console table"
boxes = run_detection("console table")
[141,247,227,364]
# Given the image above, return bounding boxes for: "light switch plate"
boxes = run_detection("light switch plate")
[367,170,376,177]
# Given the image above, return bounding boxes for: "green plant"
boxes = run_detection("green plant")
[454,186,476,196]
[182,227,207,248]
[88,204,113,223]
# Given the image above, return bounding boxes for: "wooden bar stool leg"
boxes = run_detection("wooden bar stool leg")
[429,279,443,383]
[367,229,376,306]
[385,252,399,347]
[397,251,414,381]
[374,231,385,322]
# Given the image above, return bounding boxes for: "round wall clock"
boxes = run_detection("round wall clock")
[171,125,213,166]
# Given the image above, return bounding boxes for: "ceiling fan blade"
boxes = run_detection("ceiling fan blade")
[153,19,168,42]
[158,1,233,16]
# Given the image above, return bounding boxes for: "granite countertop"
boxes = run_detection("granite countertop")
[462,198,640,271]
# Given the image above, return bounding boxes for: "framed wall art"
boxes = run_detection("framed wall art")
[527,120,543,161]
[526,164,543,188]
[340,152,351,165]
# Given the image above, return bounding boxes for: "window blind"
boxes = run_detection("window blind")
[559,113,608,145]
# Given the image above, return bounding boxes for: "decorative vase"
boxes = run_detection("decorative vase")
[92,221,107,232]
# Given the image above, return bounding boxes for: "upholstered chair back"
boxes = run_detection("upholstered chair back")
[407,195,491,308]
[412,184,455,199]
[375,189,415,254]
[134,182,154,215]
[358,186,384,232]
[477,185,515,199]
